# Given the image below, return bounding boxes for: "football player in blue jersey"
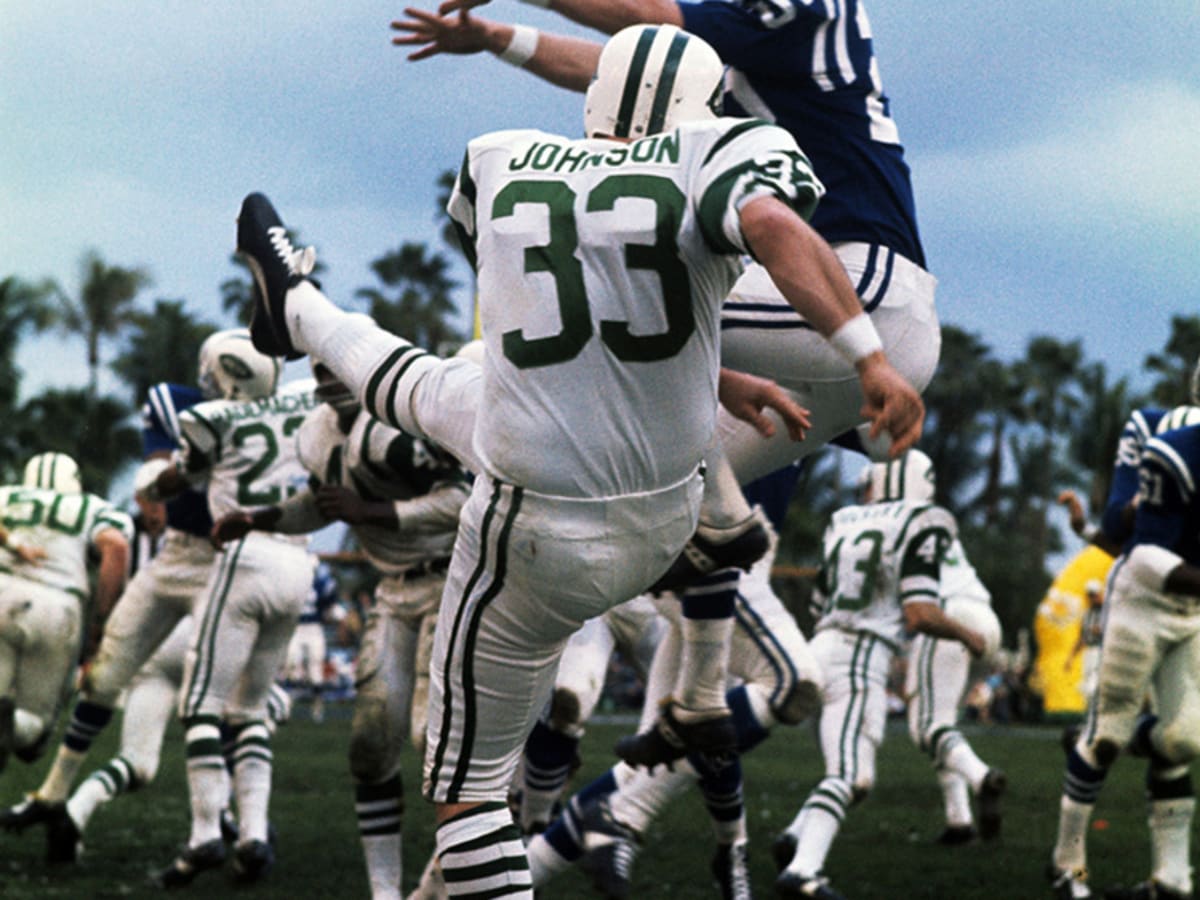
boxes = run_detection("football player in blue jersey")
[1048,365,1200,900]
[284,561,345,724]
[1049,419,1200,900]
[394,0,937,780]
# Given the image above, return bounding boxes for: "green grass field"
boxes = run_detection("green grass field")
[0,707,1190,899]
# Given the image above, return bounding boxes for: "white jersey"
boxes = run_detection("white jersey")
[813,499,956,647]
[448,117,823,498]
[0,485,133,598]
[295,405,468,574]
[177,383,318,523]
[941,537,990,606]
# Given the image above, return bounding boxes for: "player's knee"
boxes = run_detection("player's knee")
[349,699,397,782]
[1157,720,1200,764]
[547,687,583,733]
[774,679,822,726]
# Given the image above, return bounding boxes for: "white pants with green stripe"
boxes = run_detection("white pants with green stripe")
[180,533,313,722]
[422,471,702,805]
[811,627,893,791]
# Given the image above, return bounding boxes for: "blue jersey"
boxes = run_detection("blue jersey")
[142,382,213,537]
[680,0,925,266]
[1101,407,1166,549]
[1132,423,1200,568]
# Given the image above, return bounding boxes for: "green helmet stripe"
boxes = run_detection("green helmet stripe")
[615,27,658,138]
[646,31,689,135]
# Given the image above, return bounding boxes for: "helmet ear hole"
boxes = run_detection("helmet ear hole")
[584,24,725,139]
[198,328,280,401]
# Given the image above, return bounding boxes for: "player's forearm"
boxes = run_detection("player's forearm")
[394,485,468,535]
[492,23,601,92]
[742,199,866,339]
[266,494,324,535]
[544,0,684,34]
[94,546,130,622]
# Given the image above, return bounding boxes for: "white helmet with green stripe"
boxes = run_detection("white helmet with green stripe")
[23,451,82,494]
[198,327,280,401]
[584,24,724,140]
[867,449,936,504]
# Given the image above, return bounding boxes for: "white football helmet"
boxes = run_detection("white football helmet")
[198,328,280,401]
[584,24,724,140]
[23,451,82,494]
[1156,404,1200,435]
[867,448,936,503]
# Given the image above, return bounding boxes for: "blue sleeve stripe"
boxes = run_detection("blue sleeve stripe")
[148,384,182,444]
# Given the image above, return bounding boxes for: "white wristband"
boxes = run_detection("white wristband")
[498,25,539,66]
[1125,543,1183,594]
[828,313,883,365]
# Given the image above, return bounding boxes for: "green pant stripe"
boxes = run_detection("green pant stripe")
[429,482,506,796]
[184,540,244,717]
[448,483,523,800]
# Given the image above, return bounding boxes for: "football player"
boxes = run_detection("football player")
[1048,418,1200,900]
[773,450,986,900]
[393,0,939,764]
[0,453,132,779]
[137,330,315,887]
[211,361,469,900]
[883,452,1007,846]
[232,23,921,896]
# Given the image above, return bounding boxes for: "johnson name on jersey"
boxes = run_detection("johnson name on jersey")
[447,117,823,498]
[177,384,319,520]
[813,499,955,647]
[0,485,134,598]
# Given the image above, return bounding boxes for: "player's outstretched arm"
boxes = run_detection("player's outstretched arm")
[904,602,987,658]
[718,368,810,441]
[435,0,684,34]
[741,196,925,456]
[392,8,600,91]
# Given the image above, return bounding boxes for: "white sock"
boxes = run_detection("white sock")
[786,805,841,878]
[231,722,274,844]
[608,763,691,835]
[1052,795,1094,873]
[67,757,136,831]
[526,833,571,887]
[36,740,82,803]
[938,733,990,791]
[937,768,972,829]
[186,763,228,847]
[1148,797,1195,894]
[676,616,734,713]
[362,831,404,900]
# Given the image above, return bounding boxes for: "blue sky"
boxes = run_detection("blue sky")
[3,0,1198,404]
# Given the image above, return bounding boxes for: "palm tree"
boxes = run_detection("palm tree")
[52,251,151,396]
[1143,315,1200,407]
[356,243,464,354]
[14,388,139,495]
[0,276,58,408]
[111,299,218,401]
